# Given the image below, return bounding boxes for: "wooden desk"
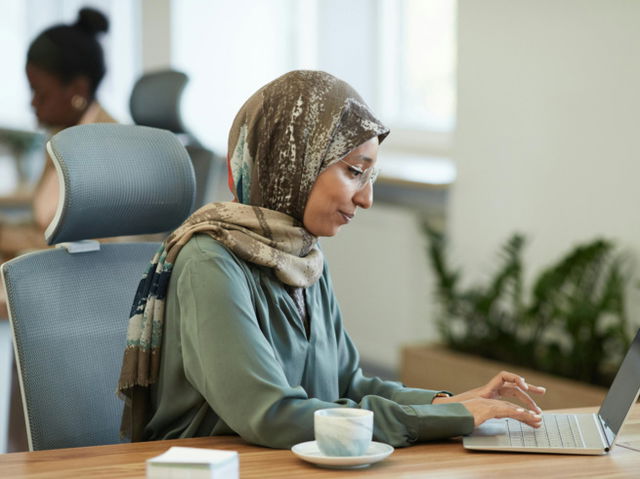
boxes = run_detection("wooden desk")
[1,406,639,478]
[0,190,32,208]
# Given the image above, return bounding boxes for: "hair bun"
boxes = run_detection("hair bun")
[74,7,109,35]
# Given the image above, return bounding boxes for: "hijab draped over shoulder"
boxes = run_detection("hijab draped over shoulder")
[118,70,389,440]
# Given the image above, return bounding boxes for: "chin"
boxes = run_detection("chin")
[325,224,343,237]
[309,225,341,237]
[36,117,53,129]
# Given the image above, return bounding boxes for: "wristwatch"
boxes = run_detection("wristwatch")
[433,392,452,402]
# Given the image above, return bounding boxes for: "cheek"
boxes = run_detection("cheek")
[303,194,342,236]
[35,102,58,123]
[308,191,336,216]
[302,199,320,230]
[303,194,328,232]
[303,170,352,235]
[39,95,71,124]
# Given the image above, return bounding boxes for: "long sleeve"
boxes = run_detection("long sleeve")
[326,264,474,445]
[177,248,320,448]
[148,235,473,449]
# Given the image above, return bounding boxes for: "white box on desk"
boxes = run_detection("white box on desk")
[146,446,239,479]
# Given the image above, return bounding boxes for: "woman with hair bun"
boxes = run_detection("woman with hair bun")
[27,6,116,231]
[0,7,116,260]
[26,7,111,130]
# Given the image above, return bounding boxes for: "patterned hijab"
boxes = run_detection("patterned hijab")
[117,70,389,440]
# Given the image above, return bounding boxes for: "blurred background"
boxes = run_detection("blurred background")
[1,0,639,452]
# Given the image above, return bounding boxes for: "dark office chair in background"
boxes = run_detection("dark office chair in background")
[1,124,195,450]
[129,69,224,208]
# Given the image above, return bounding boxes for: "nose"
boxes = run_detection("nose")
[353,181,373,209]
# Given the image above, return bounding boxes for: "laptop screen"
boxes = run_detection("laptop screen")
[598,329,640,445]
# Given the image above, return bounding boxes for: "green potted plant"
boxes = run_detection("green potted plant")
[401,228,635,409]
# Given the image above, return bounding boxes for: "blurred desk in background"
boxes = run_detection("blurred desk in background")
[379,153,455,189]
[376,152,455,231]
[0,126,45,210]
[0,189,33,222]
[0,191,32,208]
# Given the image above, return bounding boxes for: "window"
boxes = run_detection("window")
[378,0,456,134]
[172,0,308,154]
[374,0,457,184]
[172,0,457,164]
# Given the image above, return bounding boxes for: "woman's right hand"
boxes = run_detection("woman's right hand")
[460,397,543,428]
[431,371,546,427]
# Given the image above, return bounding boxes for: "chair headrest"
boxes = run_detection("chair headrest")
[45,124,196,245]
[129,70,189,134]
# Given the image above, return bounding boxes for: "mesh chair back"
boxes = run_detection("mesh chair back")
[1,124,195,450]
[2,244,158,450]
[129,69,219,208]
[129,69,188,133]
[45,124,195,244]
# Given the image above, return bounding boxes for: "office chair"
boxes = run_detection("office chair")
[129,69,224,208]
[1,123,195,451]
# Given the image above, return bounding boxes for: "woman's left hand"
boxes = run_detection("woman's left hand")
[432,371,546,414]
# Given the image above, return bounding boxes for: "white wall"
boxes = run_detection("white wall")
[451,1,640,308]
[171,0,303,153]
[170,0,382,155]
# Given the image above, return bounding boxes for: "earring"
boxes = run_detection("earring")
[71,95,88,111]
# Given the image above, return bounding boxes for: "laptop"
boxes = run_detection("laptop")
[463,328,640,455]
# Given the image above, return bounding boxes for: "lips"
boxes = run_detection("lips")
[339,211,354,223]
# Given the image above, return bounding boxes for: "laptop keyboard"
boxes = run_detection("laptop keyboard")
[506,414,586,448]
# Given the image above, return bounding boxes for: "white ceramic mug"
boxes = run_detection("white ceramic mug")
[314,408,373,457]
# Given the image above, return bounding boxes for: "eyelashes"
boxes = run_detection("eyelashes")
[346,165,364,177]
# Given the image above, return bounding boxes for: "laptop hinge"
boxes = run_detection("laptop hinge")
[56,240,101,254]
[596,414,613,450]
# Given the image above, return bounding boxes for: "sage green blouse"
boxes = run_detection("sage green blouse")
[144,234,474,448]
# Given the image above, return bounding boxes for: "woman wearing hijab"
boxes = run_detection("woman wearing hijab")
[118,70,545,448]
[0,7,115,260]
